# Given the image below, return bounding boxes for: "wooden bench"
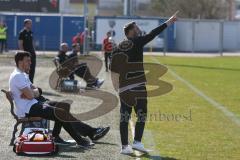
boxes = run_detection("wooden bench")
[1,89,46,146]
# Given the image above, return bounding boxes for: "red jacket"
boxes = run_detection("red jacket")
[103,37,112,52]
[72,36,81,44]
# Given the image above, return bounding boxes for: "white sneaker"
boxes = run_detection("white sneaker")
[132,141,149,154]
[120,145,134,155]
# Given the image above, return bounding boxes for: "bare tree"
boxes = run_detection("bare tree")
[150,0,228,19]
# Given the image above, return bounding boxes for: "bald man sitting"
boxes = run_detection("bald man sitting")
[54,43,104,89]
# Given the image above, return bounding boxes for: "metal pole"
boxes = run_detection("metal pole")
[14,14,17,37]
[60,13,63,45]
[219,21,224,56]
[124,0,127,16]
[192,20,196,53]
[83,0,88,55]
[124,0,131,16]
[163,29,168,56]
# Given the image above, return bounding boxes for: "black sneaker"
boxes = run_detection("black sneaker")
[54,136,73,146]
[76,137,95,149]
[90,126,110,141]
[86,79,104,89]
[86,84,97,89]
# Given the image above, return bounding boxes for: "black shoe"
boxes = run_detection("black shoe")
[86,79,104,89]
[90,126,110,141]
[54,136,73,146]
[86,84,97,89]
[76,137,95,149]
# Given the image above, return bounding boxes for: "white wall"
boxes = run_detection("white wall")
[96,18,159,47]
[194,21,220,52]
[96,18,240,52]
[176,21,193,52]
[176,20,240,52]
[223,21,240,51]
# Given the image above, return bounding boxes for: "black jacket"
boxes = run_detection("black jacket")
[111,23,168,89]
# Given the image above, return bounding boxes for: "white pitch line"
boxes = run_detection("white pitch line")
[129,119,142,159]
[151,56,240,127]
[144,130,162,160]
[130,119,162,160]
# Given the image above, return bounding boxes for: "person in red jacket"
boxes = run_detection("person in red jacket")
[102,31,113,72]
[72,33,81,45]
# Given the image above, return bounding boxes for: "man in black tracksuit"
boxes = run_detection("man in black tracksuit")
[111,13,177,154]
[18,19,36,83]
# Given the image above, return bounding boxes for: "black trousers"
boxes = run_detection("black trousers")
[69,63,97,84]
[27,102,96,143]
[45,101,70,137]
[29,52,36,83]
[104,52,111,71]
[80,44,83,55]
[120,86,147,145]
[0,39,6,53]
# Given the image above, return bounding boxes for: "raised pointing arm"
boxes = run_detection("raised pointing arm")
[137,11,178,46]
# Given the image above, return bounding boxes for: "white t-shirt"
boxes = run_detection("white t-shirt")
[9,68,38,118]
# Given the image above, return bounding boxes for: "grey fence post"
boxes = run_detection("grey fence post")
[219,21,224,56]
[192,20,196,53]
[163,28,168,56]
[60,14,63,45]
[83,0,88,55]
[14,13,17,37]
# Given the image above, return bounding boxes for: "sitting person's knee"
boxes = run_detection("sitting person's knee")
[55,102,71,112]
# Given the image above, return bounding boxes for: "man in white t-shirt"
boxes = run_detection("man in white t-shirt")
[9,51,110,148]
[9,67,38,118]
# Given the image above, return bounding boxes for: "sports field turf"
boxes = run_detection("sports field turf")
[141,56,240,160]
[0,54,239,160]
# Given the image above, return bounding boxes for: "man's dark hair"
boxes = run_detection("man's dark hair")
[15,51,31,67]
[124,21,136,36]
